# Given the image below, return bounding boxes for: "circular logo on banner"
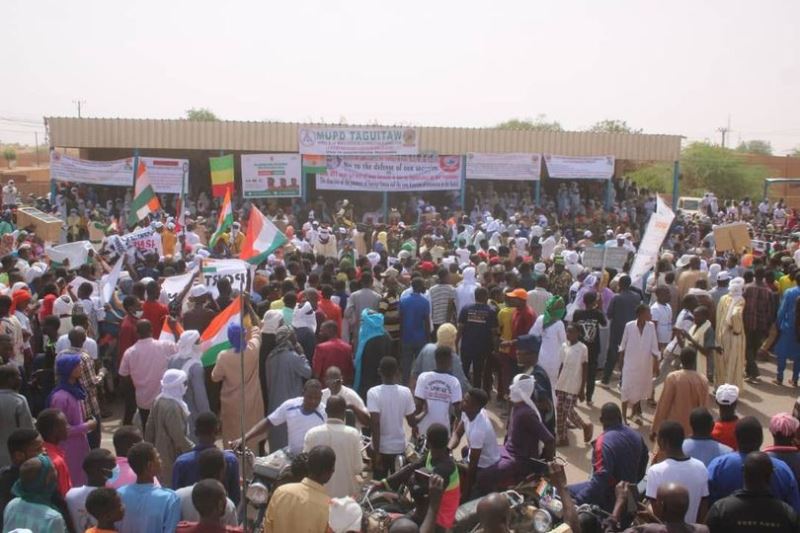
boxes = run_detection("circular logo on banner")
[439,156,460,172]
[403,128,416,146]
[299,129,315,147]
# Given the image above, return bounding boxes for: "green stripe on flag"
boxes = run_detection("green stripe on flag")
[202,341,232,367]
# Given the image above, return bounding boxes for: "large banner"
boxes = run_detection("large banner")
[298,127,419,156]
[50,152,133,187]
[315,155,461,192]
[162,268,198,301]
[629,196,676,285]
[241,154,302,198]
[140,157,189,194]
[466,153,541,181]
[544,154,615,180]
[201,258,250,298]
[107,226,163,258]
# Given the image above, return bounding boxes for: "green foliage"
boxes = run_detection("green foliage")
[627,163,672,193]
[185,108,220,121]
[680,142,766,200]
[790,146,800,157]
[2,147,16,166]
[496,114,562,132]
[735,139,772,155]
[587,119,642,134]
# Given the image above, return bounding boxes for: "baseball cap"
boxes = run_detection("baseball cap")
[715,383,739,405]
[505,288,528,300]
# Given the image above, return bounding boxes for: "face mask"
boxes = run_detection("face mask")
[133,310,143,319]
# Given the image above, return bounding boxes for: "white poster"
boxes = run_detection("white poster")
[201,258,250,298]
[161,268,198,301]
[466,153,541,181]
[50,152,133,187]
[140,157,189,194]
[68,276,100,298]
[316,155,461,192]
[45,241,94,269]
[629,196,675,285]
[241,154,302,198]
[544,154,615,180]
[117,226,163,258]
[298,127,419,156]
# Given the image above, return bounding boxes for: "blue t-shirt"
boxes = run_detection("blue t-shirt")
[683,437,732,467]
[708,452,800,512]
[399,292,431,345]
[117,483,181,533]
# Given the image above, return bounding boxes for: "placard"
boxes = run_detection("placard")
[315,155,461,192]
[161,269,198,301]
[139,157,189,194]
[544,154,615,180]
[582,247,631,271]
[114,226,163,257]
[713,223,751,252]
[298,127,418,156]
[50,152,133,187]
[629,196,676,284]
[466,153,541,181]
[241,154,302,198]
[201,258,250,298]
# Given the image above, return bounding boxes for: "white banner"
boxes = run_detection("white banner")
[101,255,124,305]
[629,196,675,284]
[50,152,133,187]
[45,241,94,269]
[582,247,630,271]
[140,157,189,194]
[113,226,163,258]
[316,155,461,192]
[298,127,419,156]
[241,154,302,198]
[162,268,198,301]
[466,153,541,181]
[544,154,615,180]
[201,258,250,298]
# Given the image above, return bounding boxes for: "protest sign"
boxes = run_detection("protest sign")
[466,153,541,181]
[45,241,93,269]
[101,256,124,305]
[162,268,198,301]
[315,155,461,192]
[140,157,189,194]
[201,258,250,298]
[544,154,615,180]
[713,223,751,252]
[241,154,302,198]
[298,126,418,156]
[629,196,676,284]
[582,246,630,271]
[68,276,99,298]
[50,152,134,187]
[113,226,163,258]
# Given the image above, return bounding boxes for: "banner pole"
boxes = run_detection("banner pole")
[238,288,249,533]
[460,156,466,212]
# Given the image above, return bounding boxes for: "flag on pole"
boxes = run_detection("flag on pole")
[131,160,161,222]
[240,205,288,265]
[209,154,234,198]
[159,316,184,342]
[199,296,241,366]
[209,188,233,248]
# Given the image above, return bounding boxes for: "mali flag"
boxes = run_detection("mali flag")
[209,154,234,198]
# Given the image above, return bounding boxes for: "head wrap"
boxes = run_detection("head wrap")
[12,455,58,510]
[726,277,745,323]
[769,412,800,439]
[227,323,244,353]
[48,353,86,405]
[461,267,477,285]
[261,309,284,335]
[354,310,386,392]
[708,263,721,286]
[436,323,457,351]
[543,295,566,329]
[328,497,363,533]
[509,374,540,420]
[270,326,300,358]
[176,330,202,362]
[292,301,317,330]
[157,369,190,416]
[10,290,30,314]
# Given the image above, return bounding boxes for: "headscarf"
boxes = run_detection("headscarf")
[12,454,58,510]
[227,323,244,353]
[542,295,566,329]
[377,231,388,249]
[726,277,745,323]
[292,301,317,330]
[354,310,386,392]
[509,374,540,420]
[157,369,190,416]
[10,290,30,314]
[48,353,86,405]
[261,310,284,335]
[39,293,56,321]
[436,323,457,351]
[708,263,721,286]
[176,330,202,372]
[270,326,300,358]
[769,412,800,439]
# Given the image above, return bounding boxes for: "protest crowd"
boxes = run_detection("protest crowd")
[0,171,800,533]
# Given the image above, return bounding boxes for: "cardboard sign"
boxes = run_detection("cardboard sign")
[582,246,630,271]
[713,223,751,252]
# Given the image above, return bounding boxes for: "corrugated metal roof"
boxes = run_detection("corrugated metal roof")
[46,117,682,161]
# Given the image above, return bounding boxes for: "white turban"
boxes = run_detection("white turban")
[328,497,362,533]
[534,262,547,274]
[158,369,189,416]
[261,309,284,334]
[366,252,381,267]
[509,374,540,420]
[292,301,317,330]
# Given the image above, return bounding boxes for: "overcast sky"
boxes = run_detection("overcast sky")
[3,0,799,153]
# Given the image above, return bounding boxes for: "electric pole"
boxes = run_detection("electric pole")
[717,115,731,148]
[72,99,86,118]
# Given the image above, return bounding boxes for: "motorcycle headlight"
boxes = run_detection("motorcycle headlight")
[532,509,552,533]
[246,482,270,505]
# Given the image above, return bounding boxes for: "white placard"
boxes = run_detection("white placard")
[315,155,461,192]
[50,152,133,187]
[114,226,163,258]
[161,268,198,301]
[466,153,541,181]
[241,154,302,198]
[544,154,615,180]
[140,157,189,194]
[298,127,419,156]
[201,258,250,298]
[629,196,676,284]
[582,247,631,271]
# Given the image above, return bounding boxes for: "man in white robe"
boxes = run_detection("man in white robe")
[618,304,661,424]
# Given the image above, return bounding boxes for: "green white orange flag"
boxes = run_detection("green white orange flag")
[209,188,233,248]
[158,316,183,342]
[239,205,288,265]
[199,296,241,366]
[131,160,161,222]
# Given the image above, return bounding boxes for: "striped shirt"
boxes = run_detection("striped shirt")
[429,283,456,325]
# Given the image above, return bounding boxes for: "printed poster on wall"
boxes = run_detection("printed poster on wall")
[298,127,419,156]
[50,152,133,187]
[315,155,461,192]
[466,153,541,181]
[241,154,302,198]
[139,157,189,194]
[544,154,615,180]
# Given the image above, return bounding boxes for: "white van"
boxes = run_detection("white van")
[677,196,703,215]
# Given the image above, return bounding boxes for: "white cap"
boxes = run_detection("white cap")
[534,262,546,273]
[189,285,209,298]
[715,383,739,405]
[716,271,731,282]
[584,230,592,238]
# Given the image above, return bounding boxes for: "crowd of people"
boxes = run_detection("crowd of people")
[0,175,798,532]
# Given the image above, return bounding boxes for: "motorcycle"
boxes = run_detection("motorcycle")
[234,446,295,533]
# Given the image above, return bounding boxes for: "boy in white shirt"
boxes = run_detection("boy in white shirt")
[414,346,463,436]
[555,324,592,446]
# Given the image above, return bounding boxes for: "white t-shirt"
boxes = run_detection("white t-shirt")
[66,485,96,531]
[56,335,99,360]
[645,457,709,523]
[176,485,238,525]
[267,397,327,455]
[650,302,673,345]
[414,371,462,435]
[461,409,501,469]
[322,385,368,429]
[555,341,588,395]
[367,384,416,454]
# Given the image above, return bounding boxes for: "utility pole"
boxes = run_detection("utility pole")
[34,132,39,166]
[72,99,86,118]
[717,115,731,148]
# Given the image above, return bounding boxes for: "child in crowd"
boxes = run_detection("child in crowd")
[555,324,592,446]
[85,487,125,533]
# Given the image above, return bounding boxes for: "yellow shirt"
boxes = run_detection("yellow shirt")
[778,274,796,296]
[161,229,177,256]
[497,305,514,355]
[264,478,329,533]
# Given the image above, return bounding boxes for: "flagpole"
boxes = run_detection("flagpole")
[238,286,249,533]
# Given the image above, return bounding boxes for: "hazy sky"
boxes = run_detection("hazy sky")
[3,0,799,153]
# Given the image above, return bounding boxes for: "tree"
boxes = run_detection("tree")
[627,163,672,193]
[735,139,772,155]
[496,114,562,132]
[791,146,800,157]
[680,142,767,200]
[587,119,642,134]
[185,108,220,121]
[2,148,15,168]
